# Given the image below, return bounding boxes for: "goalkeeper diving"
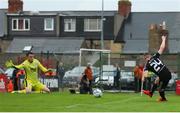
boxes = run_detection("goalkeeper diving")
[6,51,52,93]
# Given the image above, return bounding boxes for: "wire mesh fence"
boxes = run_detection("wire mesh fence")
[0,52,179,92]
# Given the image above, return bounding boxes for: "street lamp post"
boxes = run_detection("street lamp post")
[100,0,104,82]
[101,0,104,49]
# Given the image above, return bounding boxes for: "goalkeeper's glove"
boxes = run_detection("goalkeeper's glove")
[47,68,53,73]
[5,60,14,68]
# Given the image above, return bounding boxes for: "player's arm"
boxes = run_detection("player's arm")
[142,70,148,82]
[5,60,25,69]
[13,63,25,69]
[158,35,166,55]
[154,76,160,84]
[142,64,148,82]
[37,60,51,73]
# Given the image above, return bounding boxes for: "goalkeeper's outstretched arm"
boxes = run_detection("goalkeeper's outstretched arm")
[5,60,24,69]
[37,60,52,73]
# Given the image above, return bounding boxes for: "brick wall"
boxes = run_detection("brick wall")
[148,24,169,53]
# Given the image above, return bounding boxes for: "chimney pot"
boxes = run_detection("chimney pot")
[118,0,132,18]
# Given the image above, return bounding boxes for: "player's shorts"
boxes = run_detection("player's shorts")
[159,68,172,81]
[24,79,45,91]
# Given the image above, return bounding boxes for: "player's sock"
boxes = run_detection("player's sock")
[151,83,157,95]
[33,91,42,93]
[11,91,18,93]
[159,91,166,100]
[18,89,26,93]
[11,90,26,94]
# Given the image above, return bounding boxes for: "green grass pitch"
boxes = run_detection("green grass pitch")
[0,91,180,112]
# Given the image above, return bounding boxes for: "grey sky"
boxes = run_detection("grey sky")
[0,0,180,12]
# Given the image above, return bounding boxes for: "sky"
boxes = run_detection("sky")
[0,0,180,12]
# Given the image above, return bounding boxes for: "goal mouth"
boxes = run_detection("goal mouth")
[79,48,111,67]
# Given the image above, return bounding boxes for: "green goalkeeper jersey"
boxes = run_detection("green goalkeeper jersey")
[14,59,48,82]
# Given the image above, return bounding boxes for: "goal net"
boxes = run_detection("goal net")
[79,48,115,87]
[79,48,111,67]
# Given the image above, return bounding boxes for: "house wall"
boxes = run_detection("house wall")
[59,16,114,40]
[7,15,57,38]
[0,10,7,38]
[0,39,11,53]
[7,15,114,40]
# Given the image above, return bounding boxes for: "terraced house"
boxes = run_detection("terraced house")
[1,0,180,75]
[0,0,132,54]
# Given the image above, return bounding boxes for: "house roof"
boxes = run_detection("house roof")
[57,11,117,16]
[6,37,84,54]
[169,39,180,53]
[121,12,180,53]
[0,9,7,37]
[7,11,117,17]
[123,39,148,53]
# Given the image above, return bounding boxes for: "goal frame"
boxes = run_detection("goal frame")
[79,48,111,67]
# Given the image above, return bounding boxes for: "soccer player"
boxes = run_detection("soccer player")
[6,51,52,93]
[142,35,172,102]
[79,74,90,94]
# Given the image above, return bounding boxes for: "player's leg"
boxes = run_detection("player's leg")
[143,77,159,97]
[150,77,160,95]
[42,86,50,93]
[89,80,93,94]
[25,80,33,93]
[34,82,50,93]
[157,79,169,101]
[11,79,32,93]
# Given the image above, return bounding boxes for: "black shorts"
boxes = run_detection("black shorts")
[159,68,171,81]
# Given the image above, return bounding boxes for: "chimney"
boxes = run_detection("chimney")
[149,24,160,53]
[8,0,23,13]
[148,22,169,53]
[118,0,131,18]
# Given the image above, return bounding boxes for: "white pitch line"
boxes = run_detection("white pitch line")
[97,96,142,106]
[65,104,87,109]
[65,96,141,109]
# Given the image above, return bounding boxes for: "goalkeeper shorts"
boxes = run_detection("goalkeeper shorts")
[24,79,45,91]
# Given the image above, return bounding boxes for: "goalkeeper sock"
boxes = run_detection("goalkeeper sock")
[33,91,42,93]
[18,90,26,94]
[11,90,26,94]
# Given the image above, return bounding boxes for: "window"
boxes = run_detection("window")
[64,19,76,32]
[18,19,23,29]
[24,19,29,30]
[44,18,54,31]
[12,18,30,31]
[84,19,101,32]
[23,46,33,52]
[12,19,17,30]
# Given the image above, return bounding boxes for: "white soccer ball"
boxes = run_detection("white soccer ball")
[93,88,103,98]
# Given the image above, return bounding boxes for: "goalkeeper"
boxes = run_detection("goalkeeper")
[6,51,52,93]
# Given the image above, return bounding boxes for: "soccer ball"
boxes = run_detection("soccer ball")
[93,88,103,98]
